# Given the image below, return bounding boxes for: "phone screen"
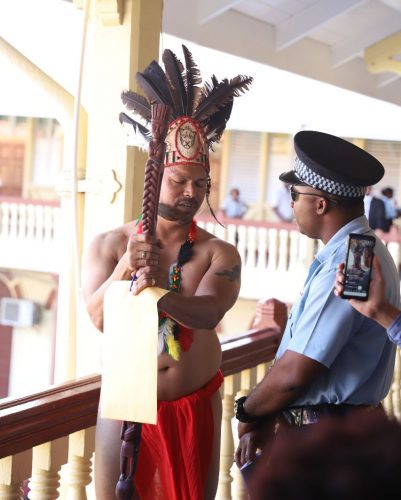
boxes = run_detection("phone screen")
[342,233,376,301]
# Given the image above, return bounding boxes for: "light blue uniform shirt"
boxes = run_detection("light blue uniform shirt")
[276,216,400,406]
[388,313,401,347]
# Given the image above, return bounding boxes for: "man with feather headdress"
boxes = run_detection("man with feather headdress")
[83,45,252,500]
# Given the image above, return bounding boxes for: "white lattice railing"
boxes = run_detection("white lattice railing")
[1,200,400,302]
[0,197,61,274]
[197,215,401,303]
[197,216,316,303]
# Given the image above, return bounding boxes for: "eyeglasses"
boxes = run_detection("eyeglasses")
[289,186,340,205]
[289,186,325,202]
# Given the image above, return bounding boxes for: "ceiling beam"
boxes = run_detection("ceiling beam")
[276,0,365,51]
[365,30,401,75]
[162,0,401,107]
[381,0,401,12]
[377,73,400,88]
[332,15,401,68]
[197,0,242,25]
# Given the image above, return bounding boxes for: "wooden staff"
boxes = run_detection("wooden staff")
[115,103,170,500]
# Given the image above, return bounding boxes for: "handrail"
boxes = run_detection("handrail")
[196,213,298,231]
[0,327,280,459]
[0,375,100,459]
[196,212,401,244]
[0,196,60,207]
[221,327,281,376]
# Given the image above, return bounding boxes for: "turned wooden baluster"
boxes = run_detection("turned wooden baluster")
[29,437,68,499]
[231,368,251,500]
[115,103,170,500]
[0,451,31,500]
[62,429,95,500]
[216,374,235,500]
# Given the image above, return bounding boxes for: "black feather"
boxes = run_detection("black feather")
[204,100,234,145]
[162,49,187,117]
[121,90,151,122]
[204,76,252,142]
[194,75,253,122]
[194,79,233,122]
[182,45,202,116]
[119,112,151,143]
[227,75,253,97]
[120,45,253,155]
[177,239,194,266]
[136,61,174,109]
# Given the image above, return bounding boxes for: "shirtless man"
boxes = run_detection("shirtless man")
[83,44,252,498]
[83,161,241,499]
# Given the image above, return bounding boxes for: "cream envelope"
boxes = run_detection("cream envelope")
[101,281,168,423]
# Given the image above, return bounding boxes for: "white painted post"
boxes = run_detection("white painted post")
[0,202,10,237]
[0,451,32,500]
[245,226,257,268]
[277,229,289,271]
[17,204,27,240]
[267,228,278,271]
[257,227,268,270]
[237,226,247,264]
[231,369,252,500]
[216,375,235,500]
[29,437,68,499]
[9,203,18,239]
[61,428,95,500]
[227,224,237,247]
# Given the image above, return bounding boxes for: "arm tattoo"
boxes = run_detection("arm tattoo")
[215,264,241,282]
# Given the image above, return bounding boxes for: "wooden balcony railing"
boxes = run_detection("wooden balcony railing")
[0,196,61,274]
[1,320,400,498]
[0,326,281,499]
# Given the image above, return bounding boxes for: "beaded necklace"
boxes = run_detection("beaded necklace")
[137,219,197,361]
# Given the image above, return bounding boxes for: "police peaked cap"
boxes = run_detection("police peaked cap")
[280,131,385,198]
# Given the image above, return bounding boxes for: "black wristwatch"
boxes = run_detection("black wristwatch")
[234,396,258,423]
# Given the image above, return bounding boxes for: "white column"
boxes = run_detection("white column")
[231,369,252,500]
[216,375,235,500]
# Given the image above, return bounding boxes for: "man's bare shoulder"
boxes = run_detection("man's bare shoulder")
[196,225,240,257]
[90,222,135,259]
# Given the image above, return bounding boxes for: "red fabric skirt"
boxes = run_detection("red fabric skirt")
[134,370,224,500]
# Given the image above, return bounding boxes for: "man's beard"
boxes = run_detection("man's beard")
[158,202,198,225]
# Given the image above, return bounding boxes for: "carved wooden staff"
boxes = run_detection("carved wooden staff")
[115,103,170,500]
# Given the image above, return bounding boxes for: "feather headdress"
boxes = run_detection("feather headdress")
[120,44,253,171]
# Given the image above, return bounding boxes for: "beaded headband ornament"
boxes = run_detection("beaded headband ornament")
[165,116,209,171]
[119,44,252,172]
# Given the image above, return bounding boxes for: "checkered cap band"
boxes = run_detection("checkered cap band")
[294,157,367,198]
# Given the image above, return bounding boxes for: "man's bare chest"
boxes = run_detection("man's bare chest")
[159,244,210,295]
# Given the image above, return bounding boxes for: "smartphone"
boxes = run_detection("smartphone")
[240,452,261,489]
[341,233,376,301]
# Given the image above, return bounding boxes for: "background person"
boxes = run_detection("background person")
[364,185,388,232]
[271,181,293,222]
[381,186,398,230]
[221,187,248,218]
[335,256,401,347]
[233,130,400,474]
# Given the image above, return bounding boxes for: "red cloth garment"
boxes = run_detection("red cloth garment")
[134,370,224,500]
